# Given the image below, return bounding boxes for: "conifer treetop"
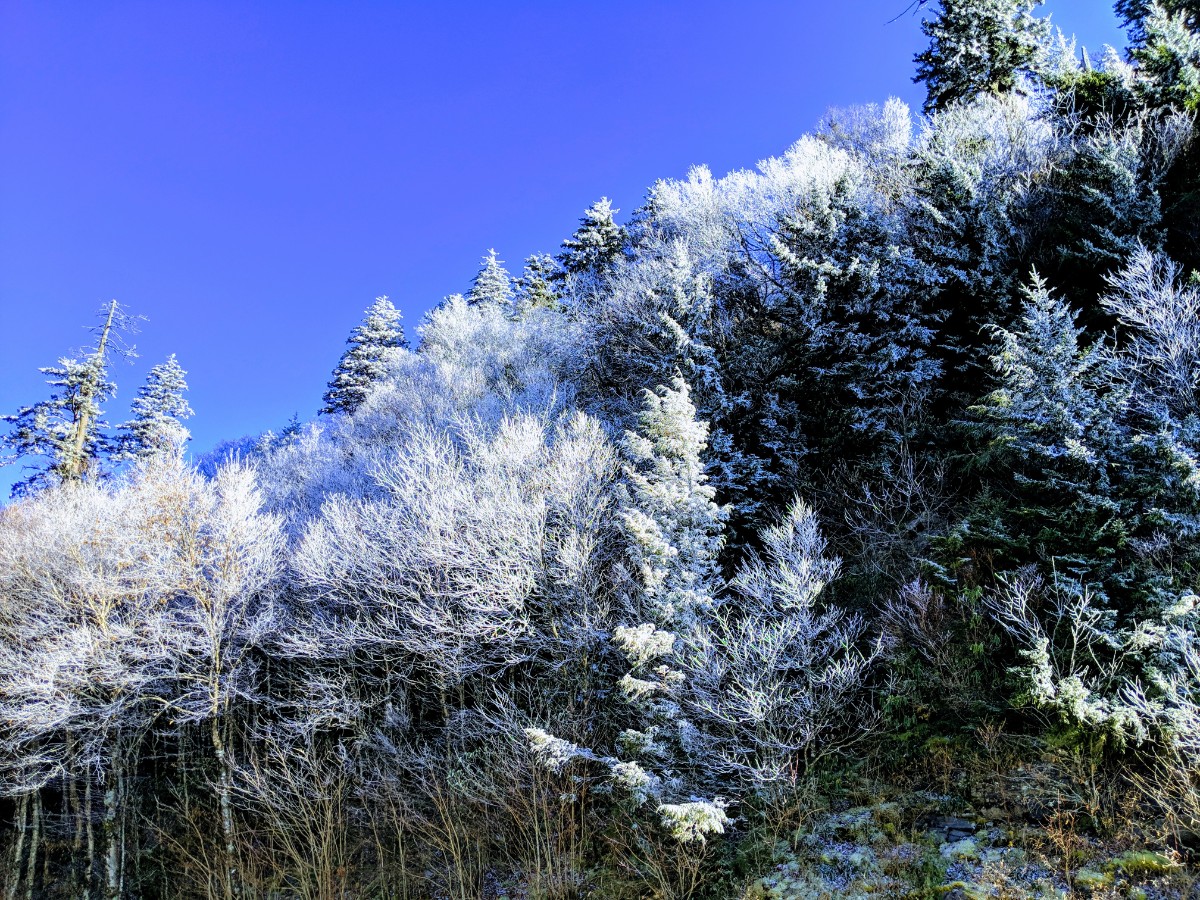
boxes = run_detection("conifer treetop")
[321,296,407,416]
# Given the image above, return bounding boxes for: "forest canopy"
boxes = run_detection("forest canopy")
[5,2,1200,897]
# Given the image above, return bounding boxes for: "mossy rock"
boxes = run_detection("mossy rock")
[940,838,980,861]
[1072,867,1112,892]
[1105,849,1177,878]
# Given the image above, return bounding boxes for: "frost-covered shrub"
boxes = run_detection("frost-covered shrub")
[683,499,880,790]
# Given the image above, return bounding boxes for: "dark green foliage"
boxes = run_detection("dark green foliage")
[555,197,627,284]
[955,276,1200,615]
[914,0,1050,114]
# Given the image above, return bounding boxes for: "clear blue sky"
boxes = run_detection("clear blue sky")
[0,1,1126,497]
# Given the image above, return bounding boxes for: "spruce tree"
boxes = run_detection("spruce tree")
[1118,0,1200,50]
[914,0,1050,114]
[619,374,727,629]
[1131,2,1200,110]
[1,300,130,496]
[513,253,561,312]
[466,249,514,307]
[960,274,1200,613]
[118,354,193,460]
[555,197,626,281]
[321,296,407,416]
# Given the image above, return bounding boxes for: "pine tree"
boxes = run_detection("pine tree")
[555,197,626,281]
[1,300,131,496]
[619,375,726,630]
[1131,2,1200,111]
[914,0,1050,114]
[513,253,561,312]
[1118,0,1199,51]
[119,354,193,460]
[466,249,514,307]
[321,296,407,416]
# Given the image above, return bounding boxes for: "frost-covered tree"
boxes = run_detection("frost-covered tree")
[0,479,174,899]
[466,249,514,308]
[684,500,879,790]
[320,296,407,416]
[914,0,1050,113]
[2,300,133,495]
[1102,246,1200,420]
[1029,112,1181,311]
[1124,1,1200,110]
[966,275,1131,591]
[147,460,285,900]
[555,197,626,283]
[513,253,561,312]
[118,354,193,460]
[619,376,726,630]
[908,92,1058,391]
[1119,0,1200,47]
[965,273,1200,614]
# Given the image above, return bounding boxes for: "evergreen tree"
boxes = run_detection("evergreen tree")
[466,249,514,307]
[962,274,1200,614]
[1118,0,1200,51]
[555,197,626,281]
[513,253,561,312]
[1132,2,1200,111]
[619,374,727,630]
[1029,116,1167,313]
[1,300,131,496]
[321,296,407,415]
[914,0,1050,114]
[118,354,193,460]
[965,276,1129,592]
[278,412,303,445]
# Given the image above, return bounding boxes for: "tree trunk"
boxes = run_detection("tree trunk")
[210,718,240,900]
[84,778,95,900]
[103,766,121,900]
[65,299,117,483]
[5,795,27,900]
[24,792,40,900]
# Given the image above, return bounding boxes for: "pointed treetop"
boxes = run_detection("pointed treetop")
[321,296,408,416]
[621,375,727,628]
[1,300,138,496]
[119,354,194,460]
[557,197,626,278]
[514,253,562,312]
[467,249,514,307]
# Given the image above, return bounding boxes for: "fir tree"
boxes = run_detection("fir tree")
[962,274,1200,613]
[466,249,514,307]
[1118,0,1200,50]
[555,197,626,281]
[513,253,561,312]
[1131,2,1200,111]
[914,0,1050,114]
[1,300,132,496]
[321,296,407,416]
[278,412,303,445]
[118,354,193,460]
[619,374,727,629]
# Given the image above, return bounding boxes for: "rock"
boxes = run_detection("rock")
[930,815,976,842]
[940,837,980,861]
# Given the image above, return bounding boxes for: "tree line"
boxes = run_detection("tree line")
[4,1,1200,896]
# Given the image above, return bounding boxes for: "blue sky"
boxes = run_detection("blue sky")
[0,1,1127,497]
